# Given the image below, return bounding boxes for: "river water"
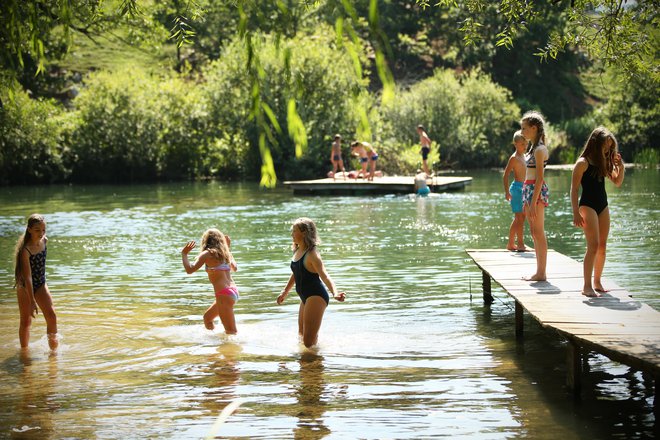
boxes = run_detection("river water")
[0,169,657,439]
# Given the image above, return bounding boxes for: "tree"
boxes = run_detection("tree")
[416,0,659,83]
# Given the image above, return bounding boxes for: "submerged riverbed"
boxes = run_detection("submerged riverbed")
[0,169,657,439]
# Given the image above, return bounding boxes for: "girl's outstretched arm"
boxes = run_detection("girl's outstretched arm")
[571,159,588,228]
[181,241,207,274]
[307,250,346,302]
[277,274,296,304]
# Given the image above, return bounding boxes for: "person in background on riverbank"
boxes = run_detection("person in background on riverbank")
[503,130,528,252]
[181,229,239,334]
[13,214,58,351]
[350,141,379,181]
[417,125,433,177]
[570,127,625,297]
[330,134,346,180]
[277,218,345,348]
[521,111,550,281]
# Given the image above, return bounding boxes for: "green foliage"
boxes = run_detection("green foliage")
[0,89,67,184]
[633,149,660,169]
[203,27,367,181]
[602,69,660,161]
[378,69,519,171]
[67,67,210,183]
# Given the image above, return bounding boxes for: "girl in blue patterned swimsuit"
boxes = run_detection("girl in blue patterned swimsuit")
[13,214,58,350]
[521,111,550,282]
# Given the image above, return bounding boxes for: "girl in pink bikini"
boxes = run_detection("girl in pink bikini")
[181,229,239,334]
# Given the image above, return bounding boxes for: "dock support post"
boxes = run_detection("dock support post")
[482,270,494,304]
[566,340,582,396]
[515,300,524,339]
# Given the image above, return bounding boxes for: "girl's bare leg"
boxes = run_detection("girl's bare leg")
[580,206,600,297]
[203,301,219,330]
[34,284,58,350]
[16,286,33,348]
[593,207,610,292]
[216,296,237,335]
[525,203,547,281]
[301,296,327,348]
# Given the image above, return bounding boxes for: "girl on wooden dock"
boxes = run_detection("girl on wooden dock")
[277,218,345,348]
[521,111,549,281]
[181,229,239,334]
[570,127,625,297]
[13,214,59,351]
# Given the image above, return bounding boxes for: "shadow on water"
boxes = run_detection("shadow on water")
[475,298,657,439]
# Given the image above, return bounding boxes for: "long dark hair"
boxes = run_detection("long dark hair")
[580,126,617,179]
[14,214,45,287]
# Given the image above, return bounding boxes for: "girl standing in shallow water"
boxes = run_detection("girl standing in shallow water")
[14,214,58,350]
[182,229,239,334]
[521,111,550,281]
[570,127,624,297]
[277,218,345,348]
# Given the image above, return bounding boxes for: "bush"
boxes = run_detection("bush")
[633,148,659,168]
[67,67,210,182]
[0,89,67,184]
[202,26,368,181]
[377,69,519,171]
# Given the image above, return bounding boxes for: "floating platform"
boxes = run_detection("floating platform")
[466,249,659,408]
[283,175,472,195]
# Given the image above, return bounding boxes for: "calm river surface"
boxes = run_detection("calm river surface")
[0,169,658,439]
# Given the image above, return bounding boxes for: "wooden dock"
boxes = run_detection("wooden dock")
[466,249,659,408]
[283,175,472,195]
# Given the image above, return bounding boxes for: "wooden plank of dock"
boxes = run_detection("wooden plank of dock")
[283,175,472,195]
[466,249,660,404]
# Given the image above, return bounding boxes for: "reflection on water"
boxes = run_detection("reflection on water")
[0,169,657,438]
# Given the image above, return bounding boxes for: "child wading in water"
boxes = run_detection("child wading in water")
[503,130,528,252]
[521,111,550,281]
[277,218,345,348]
[570,127,624,297]
[182,229,239,334]
[14,214,58,350]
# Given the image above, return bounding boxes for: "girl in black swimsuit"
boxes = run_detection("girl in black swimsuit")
[13,214,59,350]
[570,127,625,297]
[277,218,346,348]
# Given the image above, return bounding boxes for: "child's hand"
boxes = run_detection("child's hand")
[182,241,196,254]
[505,191,511,201]
[572,212,584,228]
[276,290,288,305]
[31,301,38,318]
[333,292,346,302]
[225,235,231,248]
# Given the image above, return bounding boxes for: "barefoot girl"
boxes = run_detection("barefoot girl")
[182,229,239,334]
[521,111,550,281]
[14,214,58,350]
[277,218,346,348]
[570,127,625,297]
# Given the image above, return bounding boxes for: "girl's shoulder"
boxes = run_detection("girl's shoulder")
[573,157,589,171]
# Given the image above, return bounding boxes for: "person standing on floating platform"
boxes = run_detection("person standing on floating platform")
[417,125,433,177]
[181,229,240,335]
[330,134,346,180]
[13,214,59,351]
[503,130,529,252]
[350,141,379,181]
[570,127,625,298]
[277,218,345,348]
[521,111,550,281]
